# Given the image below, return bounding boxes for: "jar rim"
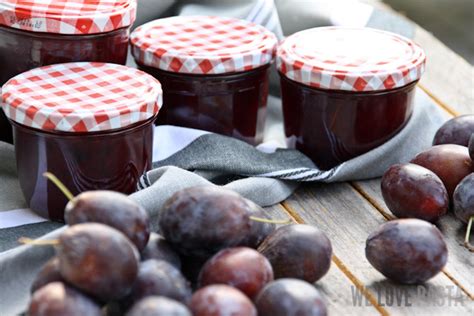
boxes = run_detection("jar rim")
[1,62,162,133]
[277,26,426,92]
[130,15,278,75]
[0,0,137,35]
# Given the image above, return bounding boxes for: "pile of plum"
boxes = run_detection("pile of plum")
[380,115,474,246]
[26,187,333,316]
[24,115,473,316]
[366,115,473,286]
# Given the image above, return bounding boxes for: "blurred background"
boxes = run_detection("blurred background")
[135,0,474,65]
[384,0,474,64]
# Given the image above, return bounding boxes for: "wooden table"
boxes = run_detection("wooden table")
[264,3,473,315]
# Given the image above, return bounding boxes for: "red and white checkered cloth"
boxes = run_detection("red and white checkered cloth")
[1,62,162,132]
[130,16,278,75]
[0,0,136,35]
[277,27,426,92]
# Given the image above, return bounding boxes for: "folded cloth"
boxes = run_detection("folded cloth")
[0,1,451,314]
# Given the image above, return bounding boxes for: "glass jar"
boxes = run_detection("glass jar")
[277,27,426,170]
[1,63,162,222]
[0,0,137,143]
[131,16,278,145]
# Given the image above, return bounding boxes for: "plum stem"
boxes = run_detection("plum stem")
[18,237,59,246]
[464,216,474,252]
[249,216,292,225]
[43,172,74,202]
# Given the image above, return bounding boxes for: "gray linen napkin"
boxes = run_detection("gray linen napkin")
[0,1,451,315]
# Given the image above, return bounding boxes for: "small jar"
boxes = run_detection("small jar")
[0,0,137,143]
[130,16,278,145]
[277,27,426,170]
[1,62,162,221]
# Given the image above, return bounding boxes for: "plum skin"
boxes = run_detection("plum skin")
[257,224,332,283]
[124,259,192,306]
[190,285,257,316]
[198,247,274,299]
[433,115,474,146]
[365,219,448,284]
[381,163,449,222]
[255,278,327,316]
[126,296,191,316]
[453,173,474,224]
[28,282,101,316]
[57,223,139,302]
[141,233,181,269]
[159,186,275,258]
[65,190,150,251]
[411,144,473,198]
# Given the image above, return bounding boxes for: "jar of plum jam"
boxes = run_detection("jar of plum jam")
[130,16,278,145]
[277,27,426,170]
[1,62,162,221]
[0,0,137,143]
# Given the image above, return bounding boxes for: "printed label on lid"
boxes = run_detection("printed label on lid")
[277,27,426,92]
[0,0,137,35]
[130,16,278,75]
[1,62,162,132]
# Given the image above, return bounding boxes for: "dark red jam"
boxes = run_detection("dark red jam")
[12,117,155,222]
[280,74,417,170]
[0,26,130,143]
[139,64,270,145]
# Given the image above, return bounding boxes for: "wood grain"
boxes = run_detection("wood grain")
[352,180,474,297]
[264,204,381,316]
[282,184,473,315]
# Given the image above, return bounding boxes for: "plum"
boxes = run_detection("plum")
[453,173,474,224]
[198,247,273,299]
[190,285,257,316]
[365,219,448,284]
[65,191,150,251]
[125,259,192,306]
[140,233,181,268]
[453,173,474,251]
[159,186,275,258]
[411,144,473,198]
[258,224,332,283]
[433,115,474,146]
[57,223,139,301]
[255,279,327,316]
[381,163,448,222]
[28,282,101,316]
[126,296,191,316]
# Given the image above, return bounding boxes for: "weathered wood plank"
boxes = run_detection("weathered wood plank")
[282,184,473,315]
[415,26,473,116]
[265,204,381,316]
[352,179,474,299]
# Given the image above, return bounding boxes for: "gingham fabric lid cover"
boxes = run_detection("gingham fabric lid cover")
[0,0,136,35]
[130,16,278,75]
[277,27,426,92]
[1,62,162,132]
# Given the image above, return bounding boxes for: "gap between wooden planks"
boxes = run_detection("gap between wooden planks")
[264,204,384,315]
[271,6,473,315]
[279,183,472,316]
[278,203,390,316]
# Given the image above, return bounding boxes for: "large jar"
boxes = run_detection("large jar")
[1,62,162,221]
[130,16,278,145]
[277,27,426,170]
[0,0,137,143]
